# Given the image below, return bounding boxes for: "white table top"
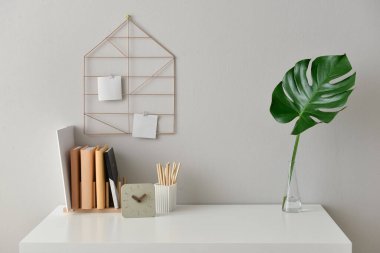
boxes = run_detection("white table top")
[20,205,351,253]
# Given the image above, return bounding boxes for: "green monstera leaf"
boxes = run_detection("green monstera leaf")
[270,54,356,135]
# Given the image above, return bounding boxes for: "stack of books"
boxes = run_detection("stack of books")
[69,145,125,210]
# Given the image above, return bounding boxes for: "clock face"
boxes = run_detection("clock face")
[121,184,156,218]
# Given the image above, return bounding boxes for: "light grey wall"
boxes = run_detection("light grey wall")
[0,0,379,252]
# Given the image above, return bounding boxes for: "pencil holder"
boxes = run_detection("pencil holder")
[154,183,177,214]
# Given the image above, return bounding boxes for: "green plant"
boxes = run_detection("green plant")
[270,54,356,209]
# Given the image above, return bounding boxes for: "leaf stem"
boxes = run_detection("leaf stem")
[289,134,300,182]
[282,134,301,210]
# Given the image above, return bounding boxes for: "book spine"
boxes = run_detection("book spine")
[95,148,106,209]
[70,148,80,209]
[104,147,120,208]
[105,182,109,208]
[81,148,95,209]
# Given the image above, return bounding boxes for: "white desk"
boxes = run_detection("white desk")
[20,205,351,253]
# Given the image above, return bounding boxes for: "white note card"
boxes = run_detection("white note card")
[97,76,122,101]
[132,114,158,139]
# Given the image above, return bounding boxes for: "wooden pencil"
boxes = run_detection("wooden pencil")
[156,164,160,183]
[157,163,163,184]
[160,163,164,185]
[165,163,169,185]
[168,163,171,185]
[174,162,181,183]
[171,162,177,185]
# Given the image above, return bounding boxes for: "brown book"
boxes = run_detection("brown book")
[95,145,108,209]
[80,147,96,209]
[70,146,82,209]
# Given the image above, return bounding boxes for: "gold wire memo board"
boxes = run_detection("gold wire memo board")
[83,16,176,135]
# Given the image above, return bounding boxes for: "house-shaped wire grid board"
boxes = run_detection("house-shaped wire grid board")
[83,17,176,135]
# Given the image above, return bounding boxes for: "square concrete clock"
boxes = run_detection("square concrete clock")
[121,184,156,218]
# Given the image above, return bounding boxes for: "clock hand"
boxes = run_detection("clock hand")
[132,195,142,203]
[132,194,147,203]
[138,194,147,201]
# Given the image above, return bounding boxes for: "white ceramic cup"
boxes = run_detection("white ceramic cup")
[154,183,177,214]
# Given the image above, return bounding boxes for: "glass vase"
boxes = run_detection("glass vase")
[282,163,302,213]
